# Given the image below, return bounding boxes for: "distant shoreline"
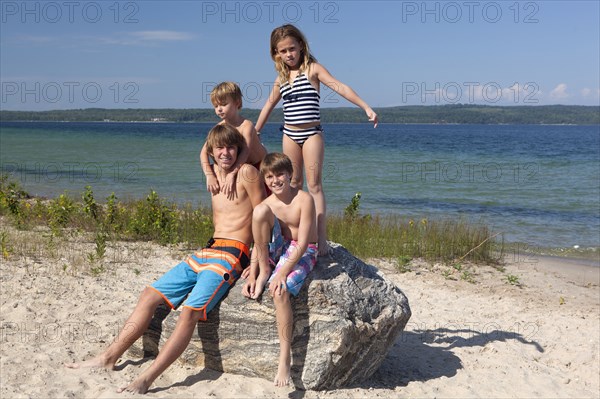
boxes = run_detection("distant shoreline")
[2,104,599,124]
[0,120,594,126]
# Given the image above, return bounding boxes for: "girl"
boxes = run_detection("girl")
[255,24,378,256]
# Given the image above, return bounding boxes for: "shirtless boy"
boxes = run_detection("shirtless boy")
[200,81,267,196]
[65,124,265,394]
[242,152,318,386]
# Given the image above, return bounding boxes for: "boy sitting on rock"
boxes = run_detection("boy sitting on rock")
[242,152,318,386]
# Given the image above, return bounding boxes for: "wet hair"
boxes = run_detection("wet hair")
[210,81,243,109]
[260,152,293,177]
[269,24,317,85]
[205,124,245,161]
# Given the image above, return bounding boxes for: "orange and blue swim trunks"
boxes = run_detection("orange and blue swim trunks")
[149,238,249,321]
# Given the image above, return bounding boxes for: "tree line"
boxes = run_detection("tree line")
[1,105,598,125]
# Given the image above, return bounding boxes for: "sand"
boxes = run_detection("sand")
[0,227,598,398]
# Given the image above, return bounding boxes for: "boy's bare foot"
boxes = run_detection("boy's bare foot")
[273,361,291,387]
[117,377,151,394]
[64,354,113,370]
[251,274,270,300]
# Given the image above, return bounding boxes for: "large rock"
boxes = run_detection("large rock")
[143,242,411,390]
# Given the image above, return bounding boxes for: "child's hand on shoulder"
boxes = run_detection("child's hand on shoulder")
[206,175,220,195]
[221,172,238,200]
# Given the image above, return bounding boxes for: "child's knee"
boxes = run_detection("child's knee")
[140,287,163,306]
[252,203,274,223]
[273,291,291,306]
[180,306,208,323]
[292,174,303,187]
[306,182,323,195]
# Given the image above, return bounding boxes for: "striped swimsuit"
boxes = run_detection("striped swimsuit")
[279,73,322,145]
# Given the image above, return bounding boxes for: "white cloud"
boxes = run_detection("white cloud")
[98,30,195,46]
[13,35,56,44]
[8,30,194,48]
[579,88,600,104]
[130,31,195,42]
[549,83,569,99]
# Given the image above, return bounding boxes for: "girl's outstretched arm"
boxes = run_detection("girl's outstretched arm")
[312,63,378,127]
[255,78,282,132]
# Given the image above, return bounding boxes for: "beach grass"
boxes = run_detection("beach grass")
[328,213,499,264]
[0,177,500,265]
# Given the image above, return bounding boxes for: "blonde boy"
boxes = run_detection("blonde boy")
[242,152,318,387]
[200,82,267,195]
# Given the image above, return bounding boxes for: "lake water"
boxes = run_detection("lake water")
[1,121,598,249]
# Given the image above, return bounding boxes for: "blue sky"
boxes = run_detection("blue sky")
[1,0,599,110]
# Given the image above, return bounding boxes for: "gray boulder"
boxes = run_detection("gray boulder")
[144,242,411,390]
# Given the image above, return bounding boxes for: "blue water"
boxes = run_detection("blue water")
[1,121,599,249]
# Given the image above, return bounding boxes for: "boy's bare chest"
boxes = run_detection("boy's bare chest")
[271,201,300,228]
[213,189,248,213]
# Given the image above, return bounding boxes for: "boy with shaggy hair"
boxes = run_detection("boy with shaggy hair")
[66,124,265,394]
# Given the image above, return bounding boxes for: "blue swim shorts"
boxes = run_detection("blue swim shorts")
[268,218,318,296]
[149,238,249,321]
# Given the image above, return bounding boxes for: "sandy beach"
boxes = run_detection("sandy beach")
[1,225,598,398]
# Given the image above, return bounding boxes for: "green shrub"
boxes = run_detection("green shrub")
[82,185,99,220]
[344,192,362,219]
[0,175,29,225]
[48,193,76,231]
[129,190,180,244]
